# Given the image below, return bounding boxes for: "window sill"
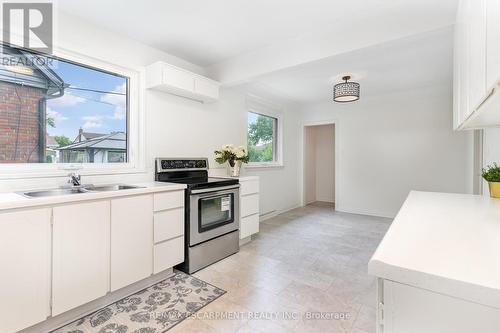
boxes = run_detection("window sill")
[245,163,284,169]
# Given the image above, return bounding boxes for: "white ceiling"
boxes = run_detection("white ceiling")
[58,0,458,68]
[248,27,454,104]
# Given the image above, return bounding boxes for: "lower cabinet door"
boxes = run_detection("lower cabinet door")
[154,236,184,274]
[240,213,259,239]
[111,195,153,291]
[52,201,111,315]
[241,194,259,218]
[383,280,500,333]
[0,208,51,333]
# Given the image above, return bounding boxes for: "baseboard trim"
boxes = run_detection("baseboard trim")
[239,236,252,246]
[20,268,175,333]
[335,206,395,219]
[259,204,302,221]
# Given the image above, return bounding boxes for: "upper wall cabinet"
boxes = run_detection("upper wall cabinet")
[146,62,220,103]
[454,0,500,130]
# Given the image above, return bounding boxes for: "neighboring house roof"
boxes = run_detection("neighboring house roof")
[0,44,66,98]
[57,132,126,151]
[74,131,106,143]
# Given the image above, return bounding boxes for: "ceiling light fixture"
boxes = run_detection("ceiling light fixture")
[333,75,360,103]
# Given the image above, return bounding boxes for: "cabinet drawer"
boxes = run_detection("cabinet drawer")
[241,180,259,196]
[154,208,184,243]
[154,191,184,212]
[154,236,184,274]
[241,193,259,218]
[240,213,259,239]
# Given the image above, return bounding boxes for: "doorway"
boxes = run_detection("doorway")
[303,123,336,208]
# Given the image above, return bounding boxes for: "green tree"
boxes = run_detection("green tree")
[248,115,274,145]
[248,114,275,162]
[47,116,55,128]
[54,135,72,147]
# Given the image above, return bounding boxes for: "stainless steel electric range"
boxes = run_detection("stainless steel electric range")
[155,158,240,274]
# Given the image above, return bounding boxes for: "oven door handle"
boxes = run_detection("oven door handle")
[190,184,240,194]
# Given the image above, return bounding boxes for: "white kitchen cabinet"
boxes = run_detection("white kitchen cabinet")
[153,190,184,212]
[194,76,219,101]
[369,191,500,333]
[154,207,184,243]
[162,63,194,92]
[240,214,259,240]
[239,177,260,240]
[146,61,219,103]
[453,0,470,128]
[486,0,500,89]
[0,208,51,333]
[52,201,111,315]
[241,194,259,218]
[378,279,500,333]
[454,0,500,129]
[153,236,184,274]
[468,0,487,112]
[110,195,153,291]
[152,190,185,273]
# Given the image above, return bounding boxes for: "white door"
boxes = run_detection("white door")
[52,201,110,315]
[111,195,153,291]
[0,208,51,333]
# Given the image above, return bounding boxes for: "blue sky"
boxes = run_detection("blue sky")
[247,111,258,126]
[46,59,127,139]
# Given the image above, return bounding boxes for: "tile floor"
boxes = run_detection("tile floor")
[172,203,392,333]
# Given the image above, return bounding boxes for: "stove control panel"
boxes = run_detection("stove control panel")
[156,158,208,171]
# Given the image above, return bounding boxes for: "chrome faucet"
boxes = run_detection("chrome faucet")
[68,172,82,187]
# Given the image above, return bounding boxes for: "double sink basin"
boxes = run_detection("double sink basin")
[22,184,144,198]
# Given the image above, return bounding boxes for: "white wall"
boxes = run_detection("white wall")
[0,12,302,216]
[299,85,473,218]
[482,128,500,195]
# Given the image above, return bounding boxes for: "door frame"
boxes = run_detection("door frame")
[300,120,339,208]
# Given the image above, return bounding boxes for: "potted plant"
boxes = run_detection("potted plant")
[482,163,500,198]
[214,144,249,177]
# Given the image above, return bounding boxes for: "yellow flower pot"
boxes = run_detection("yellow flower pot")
[488,182,500,199]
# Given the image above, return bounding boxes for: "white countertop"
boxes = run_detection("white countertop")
[208,172,259,182]
[0,181,186,212]
[212,175,259,182]
[369,191,500,308]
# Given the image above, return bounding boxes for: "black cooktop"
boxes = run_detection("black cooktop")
[155,158,238,191]
[164,175,238,190]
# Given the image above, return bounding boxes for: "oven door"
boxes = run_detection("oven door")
[189,185,240,246]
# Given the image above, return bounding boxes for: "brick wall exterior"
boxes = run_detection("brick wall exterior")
[0,82,46,163]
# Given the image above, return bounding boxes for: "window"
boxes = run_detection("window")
[247,111,279,164]
[0,44,128,164]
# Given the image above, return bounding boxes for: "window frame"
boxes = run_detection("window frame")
[246,95,284,168]
[0,46,146,179]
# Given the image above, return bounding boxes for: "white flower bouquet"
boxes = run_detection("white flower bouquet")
[214,144,249,176]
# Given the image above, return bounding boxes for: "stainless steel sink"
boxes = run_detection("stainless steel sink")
[84,184,144,192]
[21,184,144,198]
[22,188,89,198]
